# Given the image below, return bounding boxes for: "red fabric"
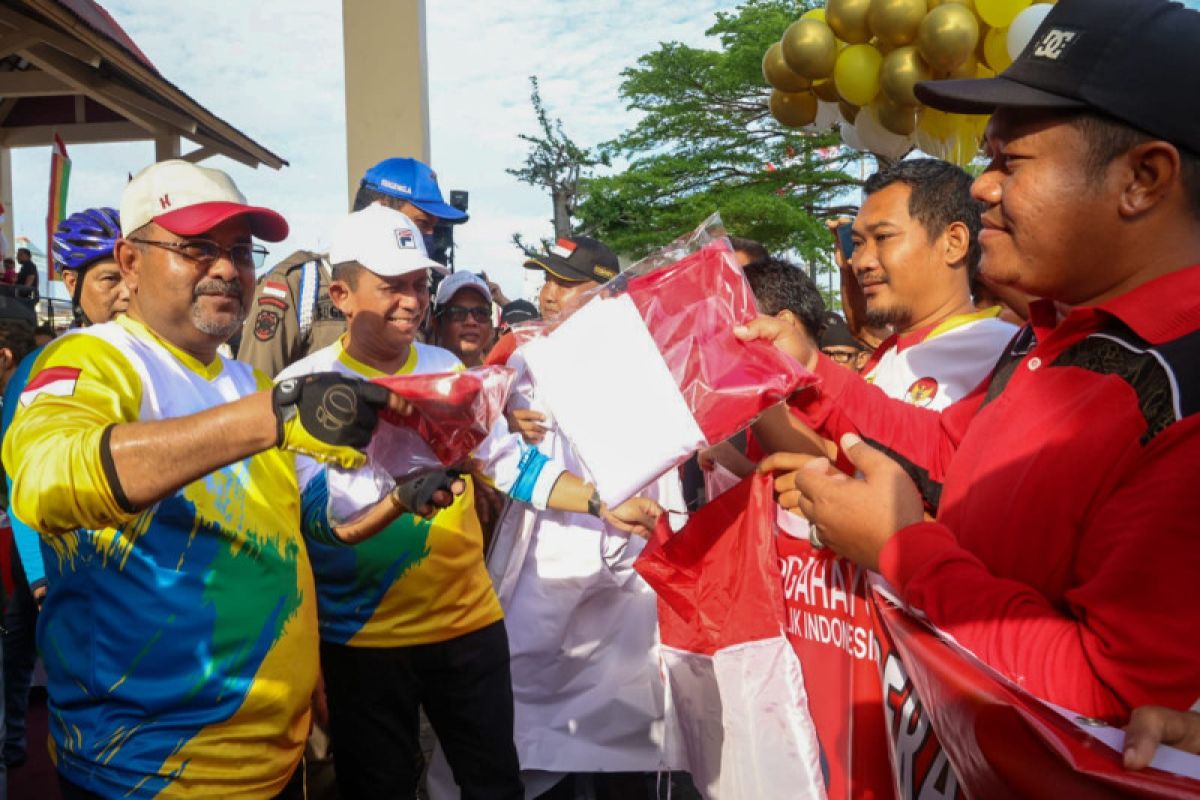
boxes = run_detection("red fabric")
[778,533,897,800]
[623,240,815,444]
[485,332,518,367]
[789,265,1200,720]
[874,592,1200,799]
[372,366,514,466]
[635,474,785,656]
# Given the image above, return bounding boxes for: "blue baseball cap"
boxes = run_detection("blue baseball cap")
[360,158,467,222]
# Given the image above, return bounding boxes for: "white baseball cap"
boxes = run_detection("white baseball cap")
[435,270,492,307]
[120,159,288,241]
[328,204,447,277]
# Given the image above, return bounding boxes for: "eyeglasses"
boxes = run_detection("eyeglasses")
[437,305,491,323]
[129,237,269,270]
[822,348,860,364]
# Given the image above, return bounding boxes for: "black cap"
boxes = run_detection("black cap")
[500,299,539,326]
[523,236,620,284]
[819,312,865,351]
[915,0,1200,155]
[0,295,36,326]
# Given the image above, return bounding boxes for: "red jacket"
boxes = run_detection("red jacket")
[790,265,1200,721]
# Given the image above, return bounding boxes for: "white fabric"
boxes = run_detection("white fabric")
[328,204,446,276]
[521,293,706,506]
[865,316,1017,410]
[662,638,827,800]
[428,350,685,798]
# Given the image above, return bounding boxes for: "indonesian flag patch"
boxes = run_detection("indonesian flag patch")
[262,281,288,300]
[20,366,81,407]
[548,238,577,259]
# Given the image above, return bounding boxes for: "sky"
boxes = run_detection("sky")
[9,0,733,302]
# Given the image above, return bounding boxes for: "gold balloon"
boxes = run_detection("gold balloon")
[927,0,974,8]
[834,43,884,107]
[982,25,1012,71]
[879,45,931,106]
[920,107,957,139]
[770,89,819,128]
[873,95,921,136]
[781,19,838,79]
[868,0,928,47]
[839,100,861,123]
[802,7,826,21]
[763,42,812,92]
[944,52,979,79]
[812,77,842,102]
[976,0,1031,28]
[917,3,980,72]
[827,0,874,44]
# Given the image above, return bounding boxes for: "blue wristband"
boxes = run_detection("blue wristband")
[510,446,550,504]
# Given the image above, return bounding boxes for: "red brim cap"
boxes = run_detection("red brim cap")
[155,201,289,242]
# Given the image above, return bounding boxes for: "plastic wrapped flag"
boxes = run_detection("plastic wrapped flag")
[325,366,515,525]
[520,228,816,505]
[635,474,827,800]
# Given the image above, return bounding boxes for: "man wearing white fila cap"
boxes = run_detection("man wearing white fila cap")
[277,204,661,800]
[4,160,430,799]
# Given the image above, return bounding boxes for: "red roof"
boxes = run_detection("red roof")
[47,0,156,71]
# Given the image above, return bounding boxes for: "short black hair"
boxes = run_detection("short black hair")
[352,183,412,213]
[742,257,826,343]
[330,260,364,288]
[863,158,983,283]
[16,248,30,259]
[1070,112,1200,219]
[0,319,35,364]
[729,237,769,265]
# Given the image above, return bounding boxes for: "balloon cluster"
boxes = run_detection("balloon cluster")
[764,0,1055,163]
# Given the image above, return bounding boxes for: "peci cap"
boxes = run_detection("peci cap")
[120,160,288,241]
[523,236,620,284]
[915,0,1200,156]
[329,204,448,278]
[819,311,866,351]
[435,270,492,307]
[361,158,467,222]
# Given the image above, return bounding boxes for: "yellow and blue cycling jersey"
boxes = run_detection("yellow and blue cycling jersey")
[2,315,326,799]
[278,338,505,647]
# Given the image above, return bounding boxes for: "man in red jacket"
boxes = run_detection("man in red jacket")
[745,0,1200,722]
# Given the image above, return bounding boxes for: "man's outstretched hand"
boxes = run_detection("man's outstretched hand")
[602,497,664,539]
[734,316,818,371]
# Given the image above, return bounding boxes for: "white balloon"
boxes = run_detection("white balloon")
[1007,4,1054,61]
[814,100,840,132]
[855,106,913,161]
[840,119,865,151]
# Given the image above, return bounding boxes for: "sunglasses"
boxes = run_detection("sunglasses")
[437,305,491,323]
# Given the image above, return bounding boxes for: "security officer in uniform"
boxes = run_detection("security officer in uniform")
[237,157,467,377]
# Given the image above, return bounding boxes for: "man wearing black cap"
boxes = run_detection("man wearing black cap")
[238,157,467,378]
[747,0,1200,725]
[819,312,871,373]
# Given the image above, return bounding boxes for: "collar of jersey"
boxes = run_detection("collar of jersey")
[334,335,417,378]
[891,305,1004,354]
[115,315,224,380]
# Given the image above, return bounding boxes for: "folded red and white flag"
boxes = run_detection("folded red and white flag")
[521,240,815,505]
[636,474,827,800]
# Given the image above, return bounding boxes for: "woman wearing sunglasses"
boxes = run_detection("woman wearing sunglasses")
[431,270,495,367]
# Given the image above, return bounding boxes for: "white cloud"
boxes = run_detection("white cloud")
[11,0,733,299]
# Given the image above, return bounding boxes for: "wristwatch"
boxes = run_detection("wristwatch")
[587,488,603,518]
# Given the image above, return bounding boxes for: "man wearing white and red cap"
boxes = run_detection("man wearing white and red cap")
[277,205,659,800]
[3,160,426,799]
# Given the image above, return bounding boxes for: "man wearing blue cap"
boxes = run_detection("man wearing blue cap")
[238,157,466,377]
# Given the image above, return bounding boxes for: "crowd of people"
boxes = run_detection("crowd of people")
[0,0,1196,798]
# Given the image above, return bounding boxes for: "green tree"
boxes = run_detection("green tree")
[508,76,607,243]
[575,0,862,285]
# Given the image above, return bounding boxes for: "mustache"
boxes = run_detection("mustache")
[193,279,243,301]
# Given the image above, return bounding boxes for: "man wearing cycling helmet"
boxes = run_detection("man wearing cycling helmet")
[0,207,126,772]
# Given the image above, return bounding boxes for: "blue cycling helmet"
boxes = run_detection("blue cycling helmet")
[53,207,121,272]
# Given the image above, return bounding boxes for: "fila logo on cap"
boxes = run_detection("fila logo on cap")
[549,239,577,259]
[1032,28,1079,61]
[395,227,416,249]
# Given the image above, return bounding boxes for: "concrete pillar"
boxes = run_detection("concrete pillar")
[342,0,430,208]
[155,133,180,162]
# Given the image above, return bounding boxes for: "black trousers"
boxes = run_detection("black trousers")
[320,619,523,800]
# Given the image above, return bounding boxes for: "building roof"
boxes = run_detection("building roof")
[0,0,286,169]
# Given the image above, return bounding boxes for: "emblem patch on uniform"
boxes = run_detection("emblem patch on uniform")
[906,377,939,407]
[258,296,287,310]
[254,309,281,341]
[20,366,81,406]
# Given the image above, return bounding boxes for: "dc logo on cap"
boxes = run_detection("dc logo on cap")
[395,228,416,249]
[1032,28,1079,61]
